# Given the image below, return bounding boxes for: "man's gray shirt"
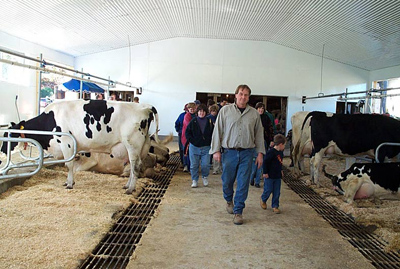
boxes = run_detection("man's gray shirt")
[210,103,265,155]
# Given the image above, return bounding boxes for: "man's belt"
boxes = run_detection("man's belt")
[225,147,246,151]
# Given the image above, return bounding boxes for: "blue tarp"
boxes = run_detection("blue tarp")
[62,79,104,93]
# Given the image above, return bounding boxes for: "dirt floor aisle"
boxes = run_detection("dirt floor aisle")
[127,168,374,268]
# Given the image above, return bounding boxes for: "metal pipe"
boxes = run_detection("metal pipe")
[0,137,44,179]
[0,129,77,169]
[0,58,111,88]
[375,142,400,163]
[0,47,137,89]
[37,53,43,116]
[304,87,400,101]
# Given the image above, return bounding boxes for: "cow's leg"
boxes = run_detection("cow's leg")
[64,161,75,189]
[311,152,323,187]
[123,143,143,194]
[343,177,363,204]
[59,143,76,189]
[298,155,306,174]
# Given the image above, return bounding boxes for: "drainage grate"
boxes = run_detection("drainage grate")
[79,154,181,269]
[283,168,400,269]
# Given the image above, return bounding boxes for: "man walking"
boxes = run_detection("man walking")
[210,84,265,225]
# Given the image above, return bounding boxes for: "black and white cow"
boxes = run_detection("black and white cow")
[307,113,400,186]
[291,111,333,177]
[323,163,400,203]
[1,100,160,194]
[73,134,173,177]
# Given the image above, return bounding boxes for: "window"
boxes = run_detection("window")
[0,50,30,86]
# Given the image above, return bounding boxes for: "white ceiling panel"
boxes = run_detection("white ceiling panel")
[0,0,399,71]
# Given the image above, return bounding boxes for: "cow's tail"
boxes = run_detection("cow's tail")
[151,106,161,144]
[160,133,173,145]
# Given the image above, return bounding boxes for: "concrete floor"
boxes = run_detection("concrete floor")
[127,166,374,269]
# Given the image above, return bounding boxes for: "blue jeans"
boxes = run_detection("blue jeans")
[189,144,211,181]
[250,141,268,185]
[250,152,262,185]
[221,148,255,214]
[178,133,185,165]
[261,178,282,209]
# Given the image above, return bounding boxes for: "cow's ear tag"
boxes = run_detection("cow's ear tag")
[20,126,24,130]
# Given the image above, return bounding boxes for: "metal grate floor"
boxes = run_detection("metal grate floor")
[283,168,400,269]
[79,154,181,269]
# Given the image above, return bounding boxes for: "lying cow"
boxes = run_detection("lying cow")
[322,163,400,203]
[1,100,160,194]
[74,151,158,178]
[149,134,172,166]
[73,134,173,177]
[296,112,400,186]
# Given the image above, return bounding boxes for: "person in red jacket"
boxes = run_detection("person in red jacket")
[181,102,197,172]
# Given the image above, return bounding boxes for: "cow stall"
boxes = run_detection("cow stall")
[0,128,77,193]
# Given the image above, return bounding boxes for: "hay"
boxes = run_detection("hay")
[0,166,149,268]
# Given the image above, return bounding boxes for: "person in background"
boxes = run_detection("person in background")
[109,92,118,101]
[265,108,276,135]
[175,103,188,168]
[133,96,139,103]
[96,93,104,100]
[260,134,286,214]
[276,123,285,135]
[207,99,216,107]
[185,104,214,188]
[181,102,197,173]
[210,84,265,225]
[207,104,219,124]
[250,102,274,188]
[194,100,201,108]
[217,98,227,110]
[207,104,222,175]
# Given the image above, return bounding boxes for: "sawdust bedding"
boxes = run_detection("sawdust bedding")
[0,165,153,268]
[285,156,400,252]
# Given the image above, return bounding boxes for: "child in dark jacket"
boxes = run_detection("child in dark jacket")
[260,134,286,214]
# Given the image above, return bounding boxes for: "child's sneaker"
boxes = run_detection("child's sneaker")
[191,180,198,188]
[272,208,281,214]
[202,177,208,186]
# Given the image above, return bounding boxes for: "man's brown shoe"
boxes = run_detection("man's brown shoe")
[260,198,267,210]
[273,208,281,214]
[233,214,243,225]
[226,202,234,214]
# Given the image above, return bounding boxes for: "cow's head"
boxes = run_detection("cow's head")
[1,121,25,154]
[322,164,344,195]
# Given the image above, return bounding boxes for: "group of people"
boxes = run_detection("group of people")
[175,100,224,186]
[175,85,286,225]
[96,92,139,103]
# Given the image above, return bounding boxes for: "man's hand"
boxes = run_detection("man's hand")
[255,152,263,169]
[213,152,221,163]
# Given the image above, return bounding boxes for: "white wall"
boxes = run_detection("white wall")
[370,65,400,83]
[76,37,371,135]
[0,31,74,125]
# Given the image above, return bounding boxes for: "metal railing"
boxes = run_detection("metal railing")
[375,142,400,163]
[0,129,77,180]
